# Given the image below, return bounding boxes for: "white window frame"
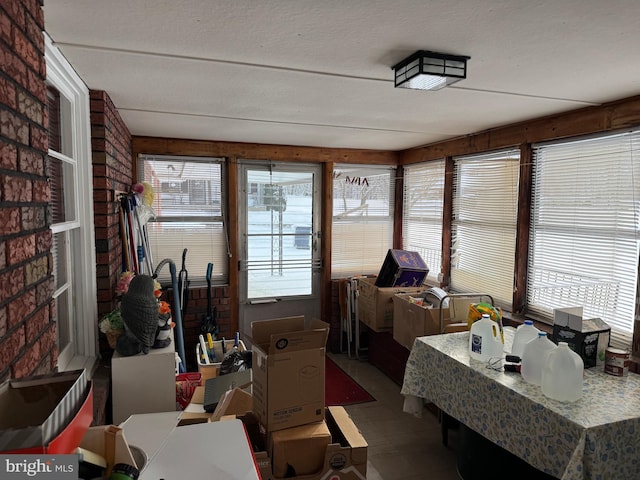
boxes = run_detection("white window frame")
[45,33,98,373]
[402,160,445,284]
[331,164,396,279]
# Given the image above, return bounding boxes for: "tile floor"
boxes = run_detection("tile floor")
[328,352,460,480]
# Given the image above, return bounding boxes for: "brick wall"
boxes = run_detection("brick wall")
[86,92,234,366]
[0,0,55,380]
[89,90,133,356]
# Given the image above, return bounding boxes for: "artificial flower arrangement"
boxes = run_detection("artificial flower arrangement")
[99,270,165,348]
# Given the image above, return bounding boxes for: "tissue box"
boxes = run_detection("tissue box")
[553,307,611,368]
[374,249,429,288]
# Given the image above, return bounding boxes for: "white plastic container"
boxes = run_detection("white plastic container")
[511,320,540,358]
[469,314,504,362]
[520,332,556,385]
[541,342,584,402]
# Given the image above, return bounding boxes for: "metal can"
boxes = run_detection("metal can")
[604,347,630,377]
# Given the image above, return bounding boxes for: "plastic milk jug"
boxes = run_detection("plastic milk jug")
[541,342,584,402]
[469,314,504,362]
[520,332,557,385]
[511,320,540,358]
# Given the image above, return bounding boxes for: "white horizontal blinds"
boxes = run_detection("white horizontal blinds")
[451,150,520,306]
[529,131,640,348]
[243,166,318,298]
[138,155,228,285]
[331,164,396,278]
[402,160,445,283]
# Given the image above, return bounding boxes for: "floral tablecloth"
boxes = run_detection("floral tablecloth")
[400,328,640,480]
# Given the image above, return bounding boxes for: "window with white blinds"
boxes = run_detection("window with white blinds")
[331,164,396,278]
[451,150,520,307]
[137,155,228,285]
[402,160,445,283]
[529,131,640,348]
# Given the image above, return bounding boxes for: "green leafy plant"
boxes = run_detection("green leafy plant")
[99,308,124,334]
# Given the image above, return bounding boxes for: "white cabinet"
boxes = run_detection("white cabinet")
[111,334,176,424]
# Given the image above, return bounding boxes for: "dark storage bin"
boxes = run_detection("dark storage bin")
[456,423,556,480]
[294,226,311,249]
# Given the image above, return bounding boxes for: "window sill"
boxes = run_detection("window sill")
[501,311,553,335]
[501,312,640,373]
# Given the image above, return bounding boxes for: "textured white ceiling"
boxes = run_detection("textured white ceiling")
[43,0,640,151]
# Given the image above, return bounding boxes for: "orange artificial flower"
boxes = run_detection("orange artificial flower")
[158,301,171,315]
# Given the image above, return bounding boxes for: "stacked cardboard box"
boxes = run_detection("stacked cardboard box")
[251,317,370,479]
[184,387,368,480]
[182,316,368,480]
[250,317,333,478]
[358,277,425,332]
[250,317,329,432]
[392,292,483,350]
[242,406,368,480]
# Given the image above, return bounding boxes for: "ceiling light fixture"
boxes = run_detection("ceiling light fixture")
[392,50,470,91]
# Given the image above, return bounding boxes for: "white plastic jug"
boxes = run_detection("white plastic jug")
[511,320,540,358]
[469,314,504,362]
[541,342,584,402]
[520,332,557,385]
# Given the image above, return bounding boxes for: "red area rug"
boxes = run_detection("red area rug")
[325,356,375,406]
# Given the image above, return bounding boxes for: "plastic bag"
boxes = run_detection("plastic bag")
[467,302,502,329]
[176,372,202,410]
[219,350,252,375]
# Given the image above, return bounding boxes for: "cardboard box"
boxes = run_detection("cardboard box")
[374,249,429,287]
[251,316,329,432]
[358,277,425,332]
[392,294,455,349]
[553,307,611,368]
[0,369,92,454]
[196,339,247,382]
[203,369,252,412]
[235,406,367,480]
[211,387,253,422]
[179,386,254,425]
[78,425,139,475]
[270,420,332,477]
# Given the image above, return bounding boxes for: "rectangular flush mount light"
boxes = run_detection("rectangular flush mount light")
[393,50,470,91]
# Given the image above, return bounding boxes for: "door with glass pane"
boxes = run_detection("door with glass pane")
[238,162,321,338]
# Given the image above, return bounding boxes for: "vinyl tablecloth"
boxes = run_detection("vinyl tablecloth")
[400,329,640,480]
